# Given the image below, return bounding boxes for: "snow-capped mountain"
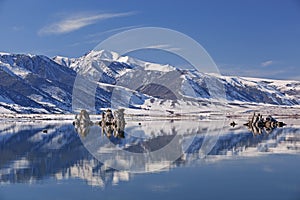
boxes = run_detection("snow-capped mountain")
[0,50,299,114]
[0,53,76,113]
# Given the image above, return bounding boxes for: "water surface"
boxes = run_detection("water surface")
[0,117,299,200]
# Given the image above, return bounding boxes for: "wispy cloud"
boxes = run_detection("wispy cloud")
[261,60,273,67]
[38,12,135,36]
[68,26,142,47]
[218,63,297,80]
[145,44,181,52]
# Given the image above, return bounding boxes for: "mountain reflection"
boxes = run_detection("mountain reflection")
[0,118,299,187]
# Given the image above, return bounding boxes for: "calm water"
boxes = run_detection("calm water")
[0,117,299,200]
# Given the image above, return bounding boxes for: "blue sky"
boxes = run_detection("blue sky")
[0,0,299,80]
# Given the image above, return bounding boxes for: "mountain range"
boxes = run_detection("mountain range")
[0,50,299,114]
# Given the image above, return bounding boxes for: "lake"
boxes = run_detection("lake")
[0,115,299,200]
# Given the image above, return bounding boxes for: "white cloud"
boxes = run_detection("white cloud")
[68,26,142,47]
[219,63,297,80]
[261,60,273,67]
[145,44,181,52]
[38,12,135,35]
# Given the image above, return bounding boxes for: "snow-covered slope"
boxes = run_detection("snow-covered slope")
[53,50,300,107]
[0,53,76,113]
[0,50,299,114]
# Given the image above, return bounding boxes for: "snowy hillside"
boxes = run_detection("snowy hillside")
[0,50,299,114]
[0,53,76,113]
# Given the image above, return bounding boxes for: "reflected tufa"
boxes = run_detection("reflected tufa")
[244,113,286,135]
[74,109,126,139]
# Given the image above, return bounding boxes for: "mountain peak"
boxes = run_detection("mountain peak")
[85,49,121,61]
